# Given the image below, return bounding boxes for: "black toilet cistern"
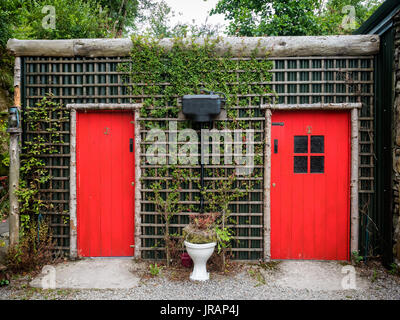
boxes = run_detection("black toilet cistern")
[182,89,226,213]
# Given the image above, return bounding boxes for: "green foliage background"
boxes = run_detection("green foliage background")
[123,36,274,129]
[211,0,384,36]
[13,0,111,40]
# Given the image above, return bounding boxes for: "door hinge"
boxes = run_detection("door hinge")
[130,245,135,248]
[129,138,134,152]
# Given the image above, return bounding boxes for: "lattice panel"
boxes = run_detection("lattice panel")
[22,56,375,259]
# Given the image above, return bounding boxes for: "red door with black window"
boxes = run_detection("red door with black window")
[271,111,350,260]
[76,111,135,257]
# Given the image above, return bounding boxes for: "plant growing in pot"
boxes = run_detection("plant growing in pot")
[182,212,219,281]
[201,170,249,272]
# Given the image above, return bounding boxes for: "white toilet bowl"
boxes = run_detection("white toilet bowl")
[184,241,216,281]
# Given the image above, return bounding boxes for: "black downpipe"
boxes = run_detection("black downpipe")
[199,121,212,213]
[200,122,205,213]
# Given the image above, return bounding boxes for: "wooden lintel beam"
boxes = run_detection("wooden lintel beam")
[7,35,380,58]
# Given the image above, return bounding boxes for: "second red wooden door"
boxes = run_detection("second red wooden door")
[76,111,135,257]
[271,111,350,260]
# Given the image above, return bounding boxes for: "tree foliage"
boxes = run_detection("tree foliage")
[0,0,21,48]
[319,0,383,34]
[12,0,111,40]
[0,0,164,93]
[0,0,166,43]
[96,0,155,36]
[211,0,384,36]
[211,0,321,36]
[141,0,222,38]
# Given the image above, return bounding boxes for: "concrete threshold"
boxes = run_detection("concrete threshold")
[30,257,141,289]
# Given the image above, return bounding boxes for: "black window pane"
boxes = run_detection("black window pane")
[294,156,308,173]
[294,136,308,153]
[310,156,324,173]
[311,136,324,153]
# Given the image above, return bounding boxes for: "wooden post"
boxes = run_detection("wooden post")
[350,107,359,254]
[69,109,77,259]
[263,109,272,261]
[8,57,22,246]
[134,108,142,260]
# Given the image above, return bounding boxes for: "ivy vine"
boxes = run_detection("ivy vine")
[119,36,274,129]
[119,36,274,263]
[16,95,67,233]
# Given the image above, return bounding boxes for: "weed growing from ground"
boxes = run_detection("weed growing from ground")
[149,263,163,277]
[351,251,363,265]
[247,267,266,287]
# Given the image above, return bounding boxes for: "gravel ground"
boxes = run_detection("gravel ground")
[0,260,399,300]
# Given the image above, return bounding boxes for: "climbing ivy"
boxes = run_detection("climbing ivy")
[16,95,67,233]
[119,36,274,129]
[119,36,274,262]
[150,166,193,266]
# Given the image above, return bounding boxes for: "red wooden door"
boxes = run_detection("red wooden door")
[271,111,350,260]
[76,111,135,257]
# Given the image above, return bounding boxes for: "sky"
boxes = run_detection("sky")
[162,0,227,32]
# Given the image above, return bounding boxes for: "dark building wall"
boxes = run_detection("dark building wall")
[393,11,400,264]
[356,0,400,266]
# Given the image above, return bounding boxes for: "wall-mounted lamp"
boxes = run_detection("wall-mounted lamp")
[7,107,21,133]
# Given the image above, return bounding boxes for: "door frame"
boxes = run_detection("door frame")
[66,103,142,259]
[262,103,361,260]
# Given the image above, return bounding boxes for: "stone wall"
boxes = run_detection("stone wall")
[393,10,400,265]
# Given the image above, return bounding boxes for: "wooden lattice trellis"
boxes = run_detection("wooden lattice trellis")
[22,55,375,259]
